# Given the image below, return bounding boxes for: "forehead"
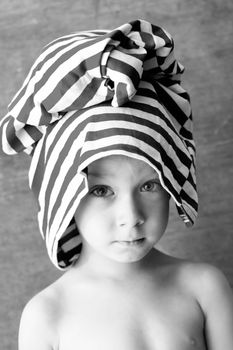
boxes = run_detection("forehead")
[87,155,158,179]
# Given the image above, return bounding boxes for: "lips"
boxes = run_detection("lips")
[115,238,145,246]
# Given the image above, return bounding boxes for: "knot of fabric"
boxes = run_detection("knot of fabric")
[100,20,183,107]
[1,19,184,155]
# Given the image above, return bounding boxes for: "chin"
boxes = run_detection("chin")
[108,246,153,264]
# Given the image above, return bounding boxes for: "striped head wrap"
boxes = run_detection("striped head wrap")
[0,19,197,270]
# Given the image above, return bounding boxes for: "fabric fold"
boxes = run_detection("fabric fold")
[0,19,197,269]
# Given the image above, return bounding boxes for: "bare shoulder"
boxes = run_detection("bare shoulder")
[166,257,233,315]
[155,251,233,302]
[19,282,61,350]
[185,261,233,308]
[177,260,233,298]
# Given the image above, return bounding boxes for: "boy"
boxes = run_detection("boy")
[1,19,233,349]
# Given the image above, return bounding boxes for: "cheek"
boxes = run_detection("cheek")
[145,194,170,224]
[74,199,112,234]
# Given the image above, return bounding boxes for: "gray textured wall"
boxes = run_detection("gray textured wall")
[0,1,233,349]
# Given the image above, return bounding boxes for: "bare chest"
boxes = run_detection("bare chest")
[56,289,206,350]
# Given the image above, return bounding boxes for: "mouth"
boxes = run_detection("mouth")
[115,238,145,246]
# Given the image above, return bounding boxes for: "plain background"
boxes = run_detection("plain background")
[0,1,233,349]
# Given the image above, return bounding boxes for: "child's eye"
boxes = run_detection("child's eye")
[141,180,161,192]
[90,185,114,198]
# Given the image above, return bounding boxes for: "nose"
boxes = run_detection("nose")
[115,194,145,228]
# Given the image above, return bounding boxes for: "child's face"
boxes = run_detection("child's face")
[74,155,170,264]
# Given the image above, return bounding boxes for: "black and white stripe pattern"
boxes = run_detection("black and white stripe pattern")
[0,19,197,269]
